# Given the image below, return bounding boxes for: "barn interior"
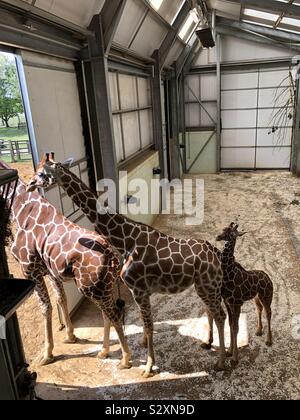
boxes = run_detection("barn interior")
[0,0,300,400]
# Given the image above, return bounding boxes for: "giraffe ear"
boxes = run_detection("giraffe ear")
[62,158,74,169]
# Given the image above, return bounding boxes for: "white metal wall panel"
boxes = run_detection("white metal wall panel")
[221,35,295,62]
[221,129,256,147]
[109,72,119,111]
[222,110,257,128]
[113,115,124,162]
[259,69,290,88]
[130,14,168,57]
[119,74,138,109]
[21,0,105,28]
[138,78,151,107]
[140,110,153,148]
[113,0,147,47]
[258,87,290,108]
[256,148,291,169]
[122,112,141,157]
[109,72,154,162]
[200,74,217,100]
[257,108,294,128]
[222,90,257,110]
[201,104,217,127]
[257,128,292,147]
[222,72,258,90]
[185,104,201,127]
[221,67,292,169]
[222,148,256,169]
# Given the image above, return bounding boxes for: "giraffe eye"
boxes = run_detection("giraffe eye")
[38,172,45,178]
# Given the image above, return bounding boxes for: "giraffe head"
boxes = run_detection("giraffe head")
[216,223,247,243]
[27,152,73,192]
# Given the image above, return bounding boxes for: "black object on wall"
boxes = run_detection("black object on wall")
[196,28,215,49]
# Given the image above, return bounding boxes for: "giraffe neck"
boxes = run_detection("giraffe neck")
[222,239,237,272]
[55,166,141,256]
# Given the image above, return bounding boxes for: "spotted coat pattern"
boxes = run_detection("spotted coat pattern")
[1,160,130,369]
[215,223,274,365]
[28,154,228,377]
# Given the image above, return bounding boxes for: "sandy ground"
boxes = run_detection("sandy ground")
[5,171,300,400]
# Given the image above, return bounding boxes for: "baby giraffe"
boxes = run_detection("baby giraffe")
[215,223,273,366]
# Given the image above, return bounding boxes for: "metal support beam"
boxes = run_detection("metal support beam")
[216,25,300,53]
[156,0,191,70]
[85,14,118,190]
[169,74,181,179]
[152,50,166,179]
[175,38,200,77]
[100,0,127,55]
[239,0,300,19]
[0,0,93,37]
[216,32,221,173]
[0,26,79,60]
[75,60,96,192]
[292,67,300,175]
[218,16,300,44]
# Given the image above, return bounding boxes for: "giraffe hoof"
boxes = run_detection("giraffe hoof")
[118,362,132,370]
[38,355,55,367]
[214,362,226,372]
[142,371,155,379]
[201,343,212,351]
[98,350,110,359]
[139,339,148,348]
[226,351,233,358]
[266,341,273,347]
[64,335,78,344]
[230,360,239,368]
[256,330,263,337]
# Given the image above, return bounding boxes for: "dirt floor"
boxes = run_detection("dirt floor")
[6,171,300,400]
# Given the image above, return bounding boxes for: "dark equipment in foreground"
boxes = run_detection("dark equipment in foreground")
[0,169,36,400]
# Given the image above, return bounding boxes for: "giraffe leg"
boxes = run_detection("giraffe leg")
[113,322,132,370]
[201,310,214,350]
[135,294,155,378]
[34,280,55,366]
[259,295,273,347]
[255,296,264,337]
[225,303,234,357]
[50,279,77,344]
[139,329,148,348]
[231,305,241,367]
[195,281,226,372]
[98,312,111,359]
[90,295,132,370]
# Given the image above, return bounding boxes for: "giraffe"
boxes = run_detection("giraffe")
[0,160,131,369]
[215,222,273,366]
[27,153,227,377]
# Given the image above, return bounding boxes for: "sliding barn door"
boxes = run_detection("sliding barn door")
[221,67,293,170]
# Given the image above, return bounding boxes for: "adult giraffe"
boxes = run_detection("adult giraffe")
[0,160,131,369]
[27,153,227,377]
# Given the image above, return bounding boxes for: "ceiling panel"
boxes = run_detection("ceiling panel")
[4,0,105,28]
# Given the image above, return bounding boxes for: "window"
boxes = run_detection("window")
[148,0,186,25]
[109,72,154,163]
[179,9,200,43]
